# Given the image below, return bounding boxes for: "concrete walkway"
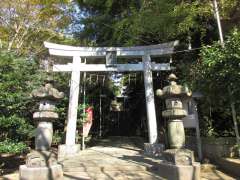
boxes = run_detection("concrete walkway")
[61,137,237,180]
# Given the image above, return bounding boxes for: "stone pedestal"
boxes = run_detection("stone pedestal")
[58,144,81,161]
[144,143,165,157]
[20,150,63,180]
[20,164,63,180]
[163,149,194,165]
[157,161,201,180]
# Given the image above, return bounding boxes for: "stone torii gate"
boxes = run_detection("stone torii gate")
[44,41,178,157]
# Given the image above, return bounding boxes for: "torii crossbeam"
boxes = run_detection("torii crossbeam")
[44,41,178,156]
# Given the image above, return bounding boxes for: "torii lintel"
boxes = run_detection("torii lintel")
[44,41,179,58]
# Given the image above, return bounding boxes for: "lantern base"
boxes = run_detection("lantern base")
[156,148,200,180]
[156,161,200,180]
[19,164,63,180]
[163,148,194,165]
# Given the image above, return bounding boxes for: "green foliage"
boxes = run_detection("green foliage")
[193,29,240,102]
[233,143,240,157]
[0,139,28,154]
[0,52,45,116]
[236,143,240,149]
[0,0,74,55]
[77,103,91,126]
[75,0,240,46]
[52,131,65,145]
[53,73,71,137]
[0,51,45,142]
[191,29,240,136]
[0,116,34,141]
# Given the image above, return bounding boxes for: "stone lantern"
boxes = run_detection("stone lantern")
[156,73,191,149]
[156,74,200,180]
[31,78,64,150]
[19,78,64,180]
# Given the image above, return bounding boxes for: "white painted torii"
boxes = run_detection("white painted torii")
[44,41,178,153]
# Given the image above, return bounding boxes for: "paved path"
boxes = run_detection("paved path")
[63,147,164,179]
[61,137,237,180]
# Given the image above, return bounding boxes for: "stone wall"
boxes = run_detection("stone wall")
[185,136,237,158]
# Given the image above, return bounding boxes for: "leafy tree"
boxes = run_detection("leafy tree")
[74,0,239,46]
[191,29,240,140]
[0,0,73,55]
[0,51,45,142]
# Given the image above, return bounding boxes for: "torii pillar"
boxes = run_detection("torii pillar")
[58,56,82,160]
[143,54,165,156]
[143,54,158,144]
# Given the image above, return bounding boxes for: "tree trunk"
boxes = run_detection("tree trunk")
[230,102,240,145]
